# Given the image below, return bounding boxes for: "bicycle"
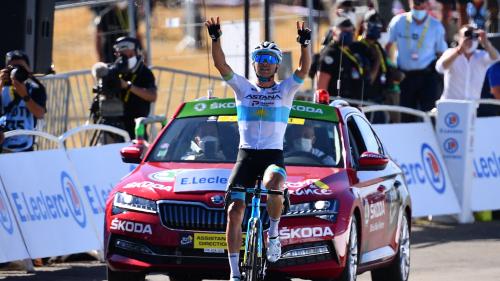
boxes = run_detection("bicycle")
[231,176,288,281]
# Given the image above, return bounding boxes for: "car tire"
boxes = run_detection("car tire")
[371,213,411,281]
[336,216,359,281]
[106,266,145,281]
[168,273,203,281]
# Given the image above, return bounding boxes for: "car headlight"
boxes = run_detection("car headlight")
[285,200,338,222]
[113,192,157,214]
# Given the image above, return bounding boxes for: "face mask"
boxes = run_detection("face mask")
[411,9,427,21]
[295,138,313,152]
[466,40,479,54]
[128,56,138,70]
[339,31,354,45]
[199,136,218,152]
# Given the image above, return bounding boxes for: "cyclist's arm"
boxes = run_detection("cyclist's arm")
[211,38,233,79]
[294,44,311,80]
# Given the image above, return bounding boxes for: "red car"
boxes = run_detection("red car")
[104,98,411,281]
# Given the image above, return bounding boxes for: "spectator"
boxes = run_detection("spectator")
[386,0,448,121]
[287,124,335,165]
[182,121,225,161]
[0,50,46,153]
[94,1,144,63]
[317,17,373,100]
[114,37,157,139]
[436,25,498,100]
[488,61,500,99]
[359,11,404,123]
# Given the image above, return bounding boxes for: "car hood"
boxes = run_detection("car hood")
[113,162,351,205]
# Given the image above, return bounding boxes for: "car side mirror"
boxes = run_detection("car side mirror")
[358,152,389,171]
[120,143,144,164]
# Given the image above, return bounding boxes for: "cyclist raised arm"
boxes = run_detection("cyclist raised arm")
[206,16,311,281]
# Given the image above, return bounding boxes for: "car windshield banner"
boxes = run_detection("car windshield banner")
[177,98,339,122]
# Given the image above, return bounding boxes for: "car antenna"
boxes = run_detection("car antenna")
[336,34,344,98]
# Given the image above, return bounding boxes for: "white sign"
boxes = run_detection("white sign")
[222,21,260,81]
[471,116,500,211]
[373,122,461,217]
[0,149,101,258]
[436,101,476,223]
[174,169,231,192]
[0,180,30,263]
[66,143,135,240]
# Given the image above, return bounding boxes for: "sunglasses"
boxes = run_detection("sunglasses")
[253,54,279,64]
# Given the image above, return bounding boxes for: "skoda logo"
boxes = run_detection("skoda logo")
[0,190,14,235]
[194,103,207,112]
[421,144,446,194]
[211,195,224,205]
[443,138,459,154]
[61,172,86,228]
[445,112,459,128]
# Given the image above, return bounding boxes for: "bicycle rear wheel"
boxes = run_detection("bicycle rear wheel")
[243,218,262,281]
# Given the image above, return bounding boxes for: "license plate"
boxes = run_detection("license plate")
[193,233,245,250]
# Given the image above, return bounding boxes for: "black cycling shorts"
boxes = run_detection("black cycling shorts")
[226,148,285,201]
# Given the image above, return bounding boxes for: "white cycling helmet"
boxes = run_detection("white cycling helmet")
[251,41,283,64]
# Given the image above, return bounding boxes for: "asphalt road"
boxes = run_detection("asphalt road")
[1,220,499,281]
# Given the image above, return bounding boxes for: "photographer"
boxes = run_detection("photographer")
[93,36,156,140]
[436,25,498,101]
[0,50,46,153]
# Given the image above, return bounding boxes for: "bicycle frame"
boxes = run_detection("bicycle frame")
[243,180,265,265]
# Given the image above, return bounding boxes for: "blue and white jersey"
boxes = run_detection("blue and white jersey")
[225,72,303,150]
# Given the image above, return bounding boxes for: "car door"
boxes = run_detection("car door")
[346,114,394,259]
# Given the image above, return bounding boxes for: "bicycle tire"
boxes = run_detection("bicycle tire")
[243,218,262,281]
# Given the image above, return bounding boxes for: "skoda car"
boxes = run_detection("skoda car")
[104,98,411,281]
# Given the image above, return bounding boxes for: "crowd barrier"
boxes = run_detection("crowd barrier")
[0,100,499,263]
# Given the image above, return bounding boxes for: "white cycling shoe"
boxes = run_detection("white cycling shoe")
[266,237,282,262]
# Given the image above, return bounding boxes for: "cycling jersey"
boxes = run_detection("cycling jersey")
[224,72,303,150]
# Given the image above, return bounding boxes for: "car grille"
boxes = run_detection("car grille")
[158,201,270,232]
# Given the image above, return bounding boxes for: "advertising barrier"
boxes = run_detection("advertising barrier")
[0,149,101,259]
[373,122,461,217]
[66,143,136,240]
[471,116,500,211]
[0,179,30,263]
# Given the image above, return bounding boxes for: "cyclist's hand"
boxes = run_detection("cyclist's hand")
[205,17,222,41]
[296,21,311,47]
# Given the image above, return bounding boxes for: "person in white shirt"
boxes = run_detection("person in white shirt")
[436,25,498,100]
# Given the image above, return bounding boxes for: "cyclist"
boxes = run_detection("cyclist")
[205,16,311,281]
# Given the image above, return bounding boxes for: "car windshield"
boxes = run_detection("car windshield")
[147,116,343,167]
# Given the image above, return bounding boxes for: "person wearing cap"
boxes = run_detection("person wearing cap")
[0,50,47,152]
[436,25,498,101]
[113,36,157,139]
[386,0,448,121]
[317,17,373,100]
[360,11,404,122]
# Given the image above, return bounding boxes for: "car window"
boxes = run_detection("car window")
[351,115,384,154]
[147,116,343,167]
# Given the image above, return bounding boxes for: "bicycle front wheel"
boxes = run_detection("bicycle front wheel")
[243,218,262,281]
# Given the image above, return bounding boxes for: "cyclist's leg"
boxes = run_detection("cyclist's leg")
[226,149,257,279]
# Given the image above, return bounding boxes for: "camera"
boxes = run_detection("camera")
[464,28,479,39]
[90,56,129,120]
[2,65,29,86]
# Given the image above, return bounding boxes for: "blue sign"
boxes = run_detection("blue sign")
[421,144,446,194]
[60,172,87,228]
[0,189,14,235]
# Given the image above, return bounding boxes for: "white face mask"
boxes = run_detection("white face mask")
[466,40,479,54]
[128,56,138,70]
[199,136,218,152]
[295,138,313,152]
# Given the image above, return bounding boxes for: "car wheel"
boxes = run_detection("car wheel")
[337,216,359,281]
[106,266,145,281]
[371,213,410,281]
[168,273,203,281]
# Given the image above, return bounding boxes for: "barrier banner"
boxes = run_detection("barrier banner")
[0,150,100,258]
[373,123,461,217]
[436,101,476,223]
[0,179,30,263]
[471,116,500,211]
[66,143,136,240]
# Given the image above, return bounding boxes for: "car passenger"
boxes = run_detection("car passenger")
[182,121,225,161]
